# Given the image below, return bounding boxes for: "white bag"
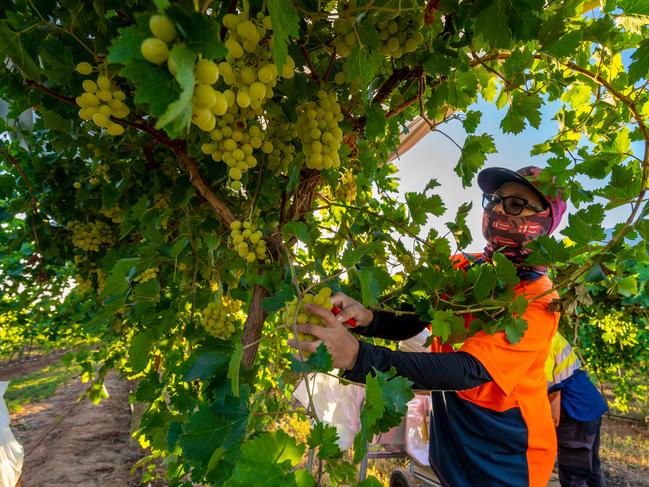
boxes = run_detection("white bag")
[0,381,23,487]
[293,373,365,450]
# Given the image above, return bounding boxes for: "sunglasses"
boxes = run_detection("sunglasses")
[482,192,546,216]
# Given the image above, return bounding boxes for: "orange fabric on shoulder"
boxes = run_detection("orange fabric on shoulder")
[451,253,559,487]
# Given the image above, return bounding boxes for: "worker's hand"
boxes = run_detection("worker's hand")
[330,292,373,328]
[287,303,360,370]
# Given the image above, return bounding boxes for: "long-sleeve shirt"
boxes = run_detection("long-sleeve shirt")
[343,310,492,390]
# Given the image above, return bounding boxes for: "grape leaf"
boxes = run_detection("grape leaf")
[462,110,482,134]
[504,315,528,344]
[446,201,473,249]
[308,422,342,460]
[406,192,445,225]
[155,44,196,137]
[345,46,383,85]
[561,204,606,244]
[268,0,299,72]
[182,349,230,381]
[119,61,179,117]
[500,92,543,134]
[628,39,649,84]
[430,309,465,343]
[619,0,649,15]
[0,20,41,79]
[470,265,497,302]
[454,134,496,187]
[106,13,149,64]
[365,104,387,139]
[166,6,226,60]
[223,430,304,487]
[474,0,512,48]
[353,368,413,463]
[524,236,571,265]
[38,38,74,85]
[179,387,250,471]
[289,343,333,373]
[283,221,310,245]
[492,252,519,287]
[128,331,153,372]
[357,266,393,306]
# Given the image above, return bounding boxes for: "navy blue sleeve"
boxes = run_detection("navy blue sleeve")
[352,309,428,341]
[342,341,492,391]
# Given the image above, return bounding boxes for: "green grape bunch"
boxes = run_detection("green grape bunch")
[67,220,115,251]
[229,220,269,263]
[375,15,424,59]
[296,90,344,170]
[335,170,357,203]
[201,296,243,340]
[281,287,335,356]
[201,116,271,191]
[75,63,129,136]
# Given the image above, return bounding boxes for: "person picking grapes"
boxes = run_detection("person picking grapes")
[288,166,567,487]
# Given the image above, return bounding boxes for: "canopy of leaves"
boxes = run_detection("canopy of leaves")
[0,0,647,484]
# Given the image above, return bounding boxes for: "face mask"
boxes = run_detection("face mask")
[482,209,553,272]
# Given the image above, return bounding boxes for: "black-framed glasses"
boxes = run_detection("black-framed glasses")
[482,192,546,216]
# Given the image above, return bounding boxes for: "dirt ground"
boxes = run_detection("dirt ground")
[6,357,143,487]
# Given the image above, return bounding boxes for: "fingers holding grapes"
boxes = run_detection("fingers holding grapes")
[330,292,373,327]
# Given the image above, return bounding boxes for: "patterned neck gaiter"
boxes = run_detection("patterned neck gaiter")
[482,208,554,274]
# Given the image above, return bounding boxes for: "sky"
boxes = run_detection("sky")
[392,96,639,252]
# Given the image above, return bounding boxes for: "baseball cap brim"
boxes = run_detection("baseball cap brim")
[477,167,550,208]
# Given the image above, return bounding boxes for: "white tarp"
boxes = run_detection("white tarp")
[0,381,23,487]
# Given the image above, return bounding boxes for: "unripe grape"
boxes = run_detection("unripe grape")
[334,71,346,84]
[222,13,239,29]
[229,167,243,180]
[96,76,111,91]
[78,108,93,120]
[237,20,257,39]
[280,55,295,78]
[240,66,256,85]
[230,181,242,191]
[106,123,125,136]
[73,181,82,189]
[92,112,110,128]
[258,64,276,83]
[149,15,177,43]
[80,92,100,106]
[211,92,228,115]
[225,39,244,59]
[223,89,236,107]
[246,252,257,263]
[141,37,169,64]
[98,105,112,116]
[236,91,251,108]
[97,89,112,102]
[82,80,98,93]
[195,58,219,85]
[76,62,93,75]
[249,82,266,101]
[194,84,217,108]
[230,220,242,230]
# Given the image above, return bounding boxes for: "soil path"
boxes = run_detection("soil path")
[10,371,143,487]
